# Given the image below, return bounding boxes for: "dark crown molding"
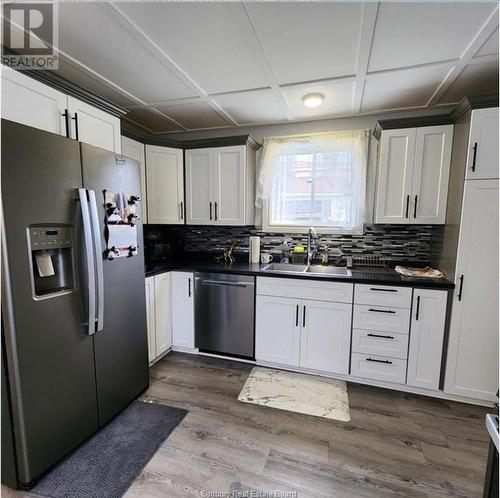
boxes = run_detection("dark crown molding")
[121,119,261,150]
[450,94,499,121]
[373,114,454,140]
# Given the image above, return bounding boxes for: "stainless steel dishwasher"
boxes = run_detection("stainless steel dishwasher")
[195,272,255,359]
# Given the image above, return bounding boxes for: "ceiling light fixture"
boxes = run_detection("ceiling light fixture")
[302,93,325,108]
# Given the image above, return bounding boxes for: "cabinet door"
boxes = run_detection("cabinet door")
[1,68,67,136]
[154,273,172,357]
[185,149,213,225]
[171,272,195,350]
[466,108,499,180]
[146,145,184,224]
[122,136,147,223]
[445,179,499,402]
[255,295,301,367]
[213,146,245,225]
[300,300,351,375]
[375,128,416,223]
[67,96,121,153]
[411,125,453,224]
[407,289,447,390]
[145,277,156,363]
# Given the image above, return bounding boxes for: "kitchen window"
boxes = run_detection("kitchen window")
[257,130,369,233]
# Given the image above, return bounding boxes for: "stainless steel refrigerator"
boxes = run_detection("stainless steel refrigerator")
[1,120,149,489]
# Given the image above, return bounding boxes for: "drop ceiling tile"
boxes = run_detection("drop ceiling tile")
[155,102,230,129]
[58,3,197,104]
[125,109,183,133]
[54,58,140,108]
[439,60,499,104]
[213,90,287,124]
[246,3,363,84]
[117,3,270,94]
[361,64,452,113]
[369,3,498,72]
[283,81,355,119]
[476,28,499,57]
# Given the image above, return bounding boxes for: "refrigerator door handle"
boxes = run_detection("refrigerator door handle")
[88,190,104,332]
[78,188,96,335]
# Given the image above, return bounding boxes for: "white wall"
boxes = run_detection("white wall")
[166,107,453,143]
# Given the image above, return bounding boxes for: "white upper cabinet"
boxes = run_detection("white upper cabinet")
[146,145,184,224]
[375,125,453,224]
[185,145,255,226]
[406,289,447,390]
[67,96,121,153]
[1,68,67,136]
[445,179,499,402]
[375,128,415,223]
[121,136,147,223]
[185,148,213,225]
[466,107,499,180]
[213,146,246,225]
[1,69,121,153]
[411,126,453,224]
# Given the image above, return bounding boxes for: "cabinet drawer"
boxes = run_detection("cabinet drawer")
[352,329,408,359]
[256,277,353,304]
[353,304,410,333]
[354,284,412,309]
[351,353,407,384]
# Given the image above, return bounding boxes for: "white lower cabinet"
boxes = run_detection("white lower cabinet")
[406,289,447,390]
[300,300,351,374]
[255,278,352,375]
[351,353,407,384]
[145,277,157,363]
[171,272,195,351]
[154,272,172,358]
[255,295,301,367]
[145,274,172,365]
[351,283,412,385]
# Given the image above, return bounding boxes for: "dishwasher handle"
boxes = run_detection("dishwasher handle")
[200,279,253,288]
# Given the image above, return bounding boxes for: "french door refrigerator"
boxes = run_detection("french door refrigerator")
[1,120,149,489]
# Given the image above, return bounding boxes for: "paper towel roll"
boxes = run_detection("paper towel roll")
[249,236,261,264]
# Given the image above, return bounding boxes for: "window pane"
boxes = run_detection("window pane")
[265,132,367,232]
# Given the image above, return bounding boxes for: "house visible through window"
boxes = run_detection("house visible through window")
[257,130,369,233]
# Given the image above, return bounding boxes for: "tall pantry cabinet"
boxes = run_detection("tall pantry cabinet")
[440,100,499,403]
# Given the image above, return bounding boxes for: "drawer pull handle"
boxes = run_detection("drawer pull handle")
[369,288,397,293]
[366,357,393,365]
[368,308,396,314]
[367,333,394,339]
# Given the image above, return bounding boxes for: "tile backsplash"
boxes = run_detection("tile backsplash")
[144,224,444,266]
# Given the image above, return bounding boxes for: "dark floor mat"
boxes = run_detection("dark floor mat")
[32,400,187,498]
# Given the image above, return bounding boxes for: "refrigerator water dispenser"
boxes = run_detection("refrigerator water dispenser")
[27,226,75,298]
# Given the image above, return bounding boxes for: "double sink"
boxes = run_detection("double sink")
[262,263,352,277]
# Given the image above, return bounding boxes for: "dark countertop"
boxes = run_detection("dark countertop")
[145,258,455,289]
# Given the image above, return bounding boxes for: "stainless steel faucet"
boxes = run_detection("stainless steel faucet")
[306,227,319,266]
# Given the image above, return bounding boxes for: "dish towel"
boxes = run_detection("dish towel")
[395,266,444,278]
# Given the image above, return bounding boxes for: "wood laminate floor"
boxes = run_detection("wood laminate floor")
[2,352,490,498]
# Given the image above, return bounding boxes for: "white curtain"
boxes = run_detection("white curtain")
[256,129,370,233]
